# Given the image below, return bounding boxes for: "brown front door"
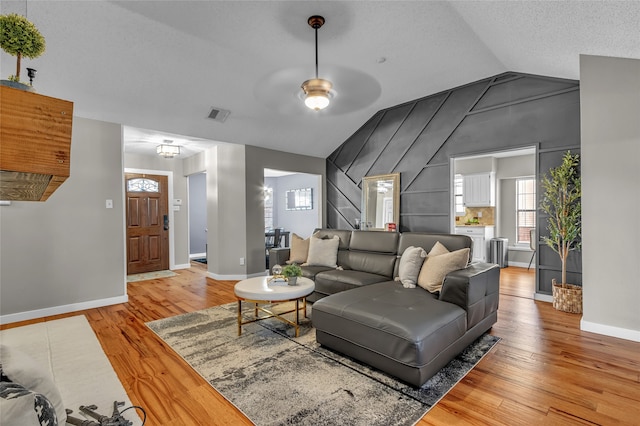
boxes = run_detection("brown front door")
[125,173,169,274]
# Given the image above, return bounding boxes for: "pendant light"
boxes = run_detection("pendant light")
[301,15,332,111]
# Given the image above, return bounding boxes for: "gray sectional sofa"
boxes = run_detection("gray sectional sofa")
[269,229,500,387]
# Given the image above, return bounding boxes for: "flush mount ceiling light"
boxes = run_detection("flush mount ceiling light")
[156,140,181,158]
[301,15,332,111]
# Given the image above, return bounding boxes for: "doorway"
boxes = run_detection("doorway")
[125,173,170,274]
[451,147,537,298]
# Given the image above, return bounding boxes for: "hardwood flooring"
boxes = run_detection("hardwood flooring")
[3,264,639,425]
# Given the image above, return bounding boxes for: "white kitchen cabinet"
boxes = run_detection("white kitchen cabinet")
[454,226,495,262]
[463,173,495,207]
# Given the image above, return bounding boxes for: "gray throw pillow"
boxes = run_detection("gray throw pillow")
[395,246,427,288]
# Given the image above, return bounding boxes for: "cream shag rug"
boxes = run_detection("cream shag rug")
[0,316,142,425]
[147,303,499,426]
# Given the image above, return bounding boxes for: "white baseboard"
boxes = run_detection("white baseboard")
[172,263,192,270]
[508,261,533,268]
[0,295,129,326]
[206,271,267,281]
[581,320,640,342]
[534,292,553,303]
[189,252,206,259]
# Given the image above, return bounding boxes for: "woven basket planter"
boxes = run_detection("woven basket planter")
[552,279,583,313]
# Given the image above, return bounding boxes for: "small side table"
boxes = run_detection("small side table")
[234,276,314,337]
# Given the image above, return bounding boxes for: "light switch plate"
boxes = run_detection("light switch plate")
[106,199,113,209]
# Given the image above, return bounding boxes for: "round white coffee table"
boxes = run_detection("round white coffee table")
[234,276,314,337]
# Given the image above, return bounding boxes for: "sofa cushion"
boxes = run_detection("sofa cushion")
[312,282,466,368]
[314,270,390,296]
[418,248,470,293]
[287,233,310,264]
[395,246,427,288]
[305,235,340,267]
[301,265,334,280]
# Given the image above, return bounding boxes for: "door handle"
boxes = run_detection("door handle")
[164,214,169,230]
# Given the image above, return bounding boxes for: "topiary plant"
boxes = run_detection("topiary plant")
[0,13,46,82]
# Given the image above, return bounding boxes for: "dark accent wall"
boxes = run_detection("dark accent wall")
[326,72,581,295]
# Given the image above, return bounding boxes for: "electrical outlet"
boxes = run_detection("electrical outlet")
[477,211,482,218]
[239,257,245,265]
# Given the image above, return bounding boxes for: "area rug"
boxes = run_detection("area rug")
[147,303,500,426]
[192,258,207,264]
[0,316,142,425]
[127,269,177,282]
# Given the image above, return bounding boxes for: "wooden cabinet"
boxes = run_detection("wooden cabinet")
[463,173,495,207]
[455,226,495,262]
[0,85,73,201]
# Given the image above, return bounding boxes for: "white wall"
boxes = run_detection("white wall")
[188,172,207,256]
[272,173,321,239]
[0,117,126,324]
[496,155,536,266]
[580,54,640,342]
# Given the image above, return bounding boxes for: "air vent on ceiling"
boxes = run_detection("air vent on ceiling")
[207,107,230,123]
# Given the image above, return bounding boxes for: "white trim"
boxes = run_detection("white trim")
[508,245,534,252]
[534,293,553,303]
[508,261,532,268]
[581,320,640,342]
[190,252,207,259]
[0,295,129,325]
[124,168,176,269]
[207,271,267,281]
[173,263,192,270]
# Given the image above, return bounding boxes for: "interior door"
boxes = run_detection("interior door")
[125,173,169,274]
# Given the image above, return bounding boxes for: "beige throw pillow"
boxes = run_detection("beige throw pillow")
[428,241,450,256]
[417,248,470,293]
[304,235,340,267]
[287,233,310,264]
[395,246,427,288]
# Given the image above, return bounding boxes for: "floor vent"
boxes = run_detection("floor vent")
[207,107,230,123]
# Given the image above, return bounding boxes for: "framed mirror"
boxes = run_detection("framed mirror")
[361,173,400,230]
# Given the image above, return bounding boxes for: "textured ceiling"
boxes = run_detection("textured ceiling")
[1,1,638,159]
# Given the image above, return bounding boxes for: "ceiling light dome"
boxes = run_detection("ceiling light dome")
[302,15,332,111]
[302,78,332,111]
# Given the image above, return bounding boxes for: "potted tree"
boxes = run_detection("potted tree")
[0,13,46,90]
[282,263,302,286]
[541,151,582,313]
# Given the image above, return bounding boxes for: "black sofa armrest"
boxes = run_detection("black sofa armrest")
[269,247,290,271]
[439,262,500,330]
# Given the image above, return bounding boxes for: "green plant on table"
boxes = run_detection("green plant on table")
[0,13,46,81]
[282,263,302,278]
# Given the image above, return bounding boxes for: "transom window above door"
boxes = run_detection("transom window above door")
[127,178,160,193]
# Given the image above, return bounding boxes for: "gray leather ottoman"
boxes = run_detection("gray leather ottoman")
[312,281,477,387]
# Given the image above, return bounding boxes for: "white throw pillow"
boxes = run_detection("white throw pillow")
[417,248,470,293]
[428,241,450,257]
[0,345,66,424]
[395,246,427,288]
[287,233,310,264]
[304,235,340,267]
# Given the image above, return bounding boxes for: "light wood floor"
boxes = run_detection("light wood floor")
[3,265,639,425]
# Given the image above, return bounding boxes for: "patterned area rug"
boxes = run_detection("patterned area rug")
[147,303,499,426]
[127,270,177,282]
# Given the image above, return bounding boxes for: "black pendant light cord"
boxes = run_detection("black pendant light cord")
[314,26,319,79]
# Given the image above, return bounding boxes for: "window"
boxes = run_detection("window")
[516,178,536,244]
[454,174,465,216]
[127,178,159,192]
[264,186,273,229]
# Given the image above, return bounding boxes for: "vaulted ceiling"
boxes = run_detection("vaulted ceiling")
[2,1,638,158]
